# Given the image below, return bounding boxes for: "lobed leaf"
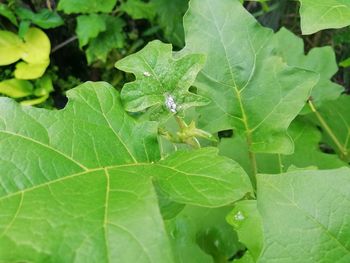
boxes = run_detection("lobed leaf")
[116,40,209,118]
[0,82,252,262]
[183,0,319,154]
[274,28,343,110]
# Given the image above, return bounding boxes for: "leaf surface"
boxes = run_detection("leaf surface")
[151,0,188,47]
[76,14,107,48]
[15,8,63,29]
[257,168,350,262]
[86,16,125,64]
[184,0,318,154]
[274,28,343,109]
[120,0,155,20]
[0,30,24,66]
[0,82,252,262]
[58,0,117,14]
[116,40,209,118]
[299,0,350,34]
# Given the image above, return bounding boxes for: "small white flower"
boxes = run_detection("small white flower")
[234,211,245,221]
[143,71,151,77]
[165,94,177,113]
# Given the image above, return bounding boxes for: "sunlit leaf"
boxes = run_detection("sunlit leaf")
[183,0,318,154]
[0,82,252,261]
[0,78,33,98]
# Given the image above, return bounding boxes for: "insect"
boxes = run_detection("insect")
[165,94,177,113]
[143,71,151,77]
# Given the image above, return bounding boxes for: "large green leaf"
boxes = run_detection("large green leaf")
[299,0,350,35]
[0,82,252,262]
[86,16,125,64]
[274,28,343,109]
[116,40,209,119]
[184,0,318,154]
[219,119,346,176]
[58,0,117,14]
[257,168,350,262]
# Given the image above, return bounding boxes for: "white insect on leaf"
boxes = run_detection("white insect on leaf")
[165,94,177,113]
[143,71,151,77]
[234,211,245,221]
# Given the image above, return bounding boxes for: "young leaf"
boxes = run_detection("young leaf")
[184,0,319,154]
[274,28,343,109]
[86,16,125,64]
[0,82,252,261]
[257,168,350,262]
[58,0,117,14]
[115,40,209,118]
[298,0,350,35]
[76,14,107,48]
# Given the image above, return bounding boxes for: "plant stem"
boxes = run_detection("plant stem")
[51,36,78,53]
[308,100,348,159]
[247,135,258,184]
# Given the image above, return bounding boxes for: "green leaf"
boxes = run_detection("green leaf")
[151,0,188,47]
[120,0,156,20]
[274,27,343,109]
[116,40,209,119]
[34,75,54,96]
[14,60,50,79]
[15,7,64,29]
[0,78,33,98]
[20,94,49,106]
[58,0,117,14]
[0,82,252,261]
[21,27,50,64]
[0,3,18,25]
[76,14,107,48]
[226,200,263,261]
[298,0,350,35]
[314,95,350,162]
[184,0,318,154]
[219,119,346,175]
[0,30,24,66]
[257,168,350,262]
[86,16,125,64]
[166,206,243,263]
